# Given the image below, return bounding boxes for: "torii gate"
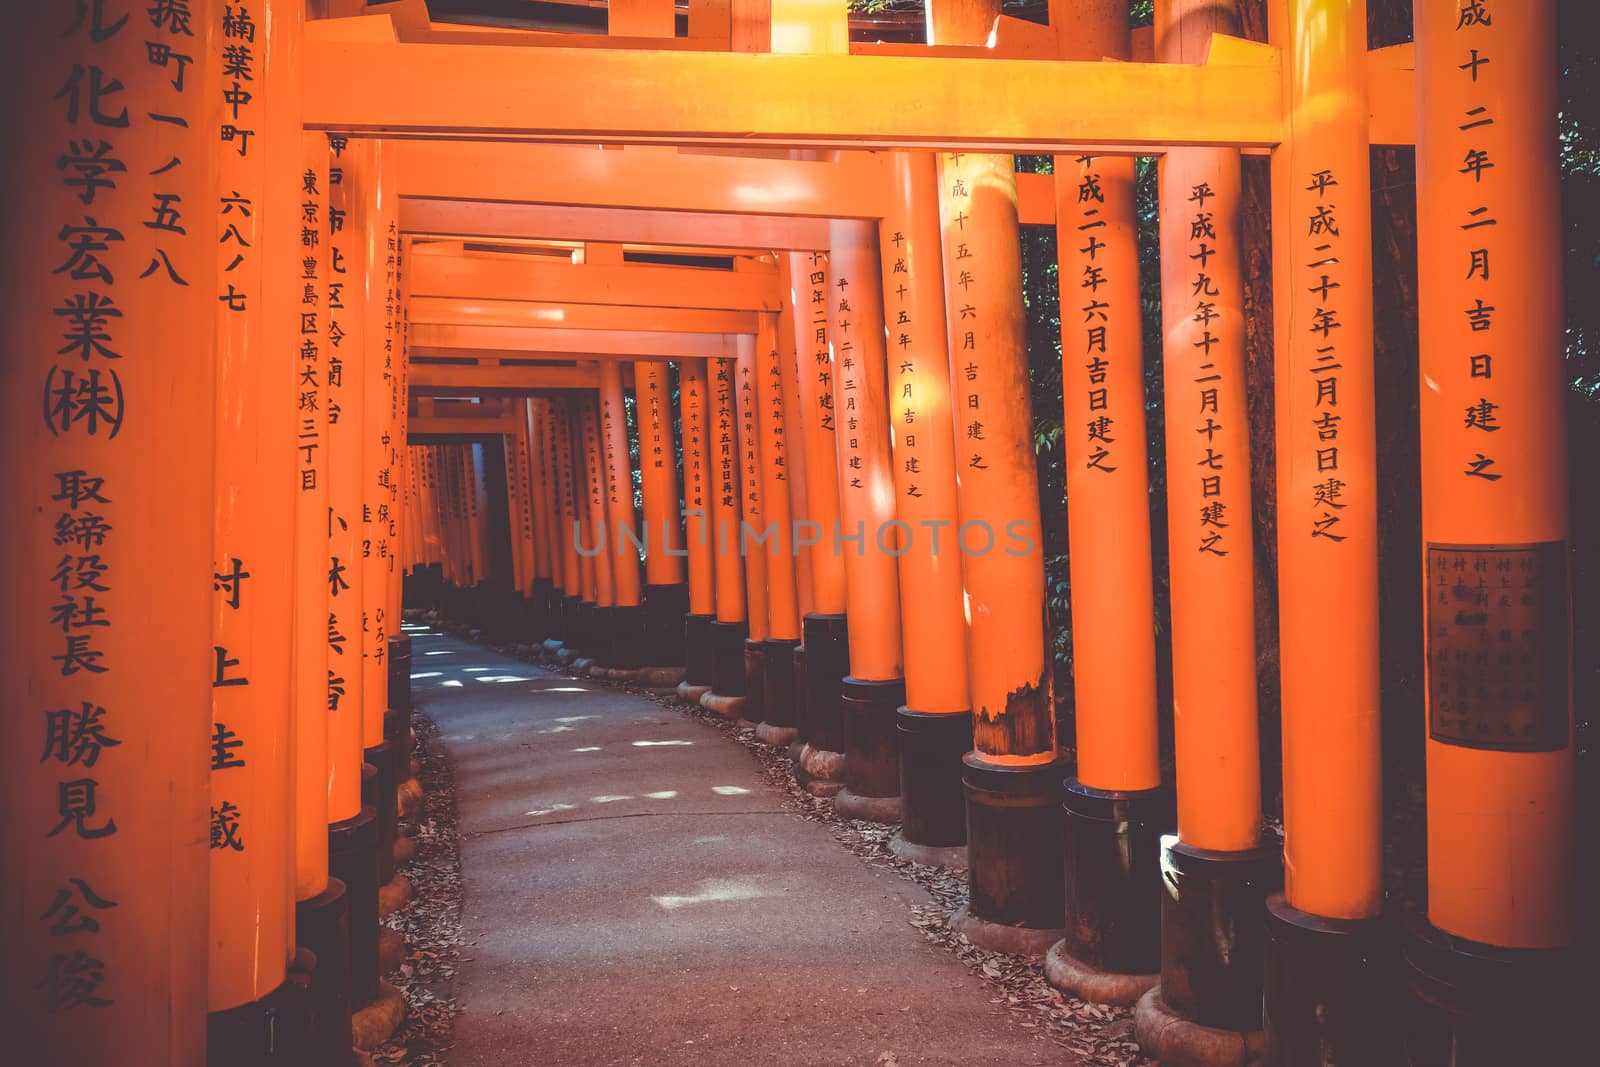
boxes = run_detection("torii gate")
[0,3,1573,1067]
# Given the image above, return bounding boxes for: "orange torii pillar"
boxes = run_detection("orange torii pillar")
[532,396,565,635]
[935,144,1064,951]
[504,405,536,635]
[1042,0,1170,1007]
[577,395,617,668]
[787,251,851,794]
[0,10,216,1063]
[567,402,600,656]
[703,356,751,713]
[828,220,907,824]
[207,0,306,1056]
[1406,5,1579,1061]
[877,151,972,865]
[595,363,643,671]
[735,335,772,722]
[348,142,411,997]
[677,359,719,698]
[548,396,585,650]
[599,361,647,672]
[775,262,817,745]
[1135,1,1280,1058]
[325,134,384,1023]
[293,131,356,1065]
[752,309,805,746]
[1260,1,1387,1062]
[929,0,1065,953]
[637,361,691,673]
[384,234,412,785]
[524,397,557,642]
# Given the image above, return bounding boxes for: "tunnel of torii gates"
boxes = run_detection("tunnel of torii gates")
[0,0,1582,1065]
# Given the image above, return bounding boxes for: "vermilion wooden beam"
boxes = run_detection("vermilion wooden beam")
[302,38,1285,150]
[411,323,741,358]
[408,362,605,393]
[410,252,782,311]
[394,141,890,218]
[400,199,832,250]
[409,296,758,334]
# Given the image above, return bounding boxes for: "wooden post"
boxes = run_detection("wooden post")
[1259,1,1391,1062]
[754,309,804,744]
[678,359,719,694]
[1,6,218,1062]
[827,217,907,823]
[636,360,690,669]
[1134,2,1280,1057]
[1406,3,1579,1060]
[325,135,382,1018]
[1042,0,1170,1007]
[787,250,851,791]
[736,334,771,722]
[704,356,751,711]
[929,0,1061,956]
[207,1,303,1052]
[878,150,973,865]
[600,361,646,670]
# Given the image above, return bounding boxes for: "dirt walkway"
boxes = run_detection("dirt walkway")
[410,628,1065,1067]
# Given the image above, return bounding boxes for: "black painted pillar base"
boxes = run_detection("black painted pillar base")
[790,643,810,758]
[1262,895,1398,1066]
[1046,781,1172,1005]
[295,878,352,1067]
[574,602,606,663]
[891,709,972,863]
[708,620,749,697]
[1400,916,1580,1067]
[328,808,380,1011]
[558,594,582,647]
[1133,836,1281,1064]
[956,754,1068,955]
[643,583,690,665]
[387,634,412,717]
[834,676,906,824]
[742,638,767,724]
[206,974,313,1065]
[755,637,801,745]
[800,613,848,755]
[684,613,716,685]
[602,604,645,668]
[363,744,398,888]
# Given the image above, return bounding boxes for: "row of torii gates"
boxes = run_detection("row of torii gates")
[1,1,1580,1065]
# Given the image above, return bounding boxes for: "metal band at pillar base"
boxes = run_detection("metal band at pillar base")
[643,583,690,665]
[1049,780,1173,1004]
[895,708,972,853]
[757,637,801,742]
[742,639,767,725]
[1400,916,1580,1066]
[363,744,399,887]
[839,676,905,816]
[296,878,353,1067]
[329,808,381,1010]
[387,634,413,716]
[1146,835,1281,1040]
[961,754,1068,946]
[801,612,848,753]
[684,612,716,685]
[600,604,645,668]
[708,620,749,697]
[1261,894,1398,1067]
[206,975,313,1066]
